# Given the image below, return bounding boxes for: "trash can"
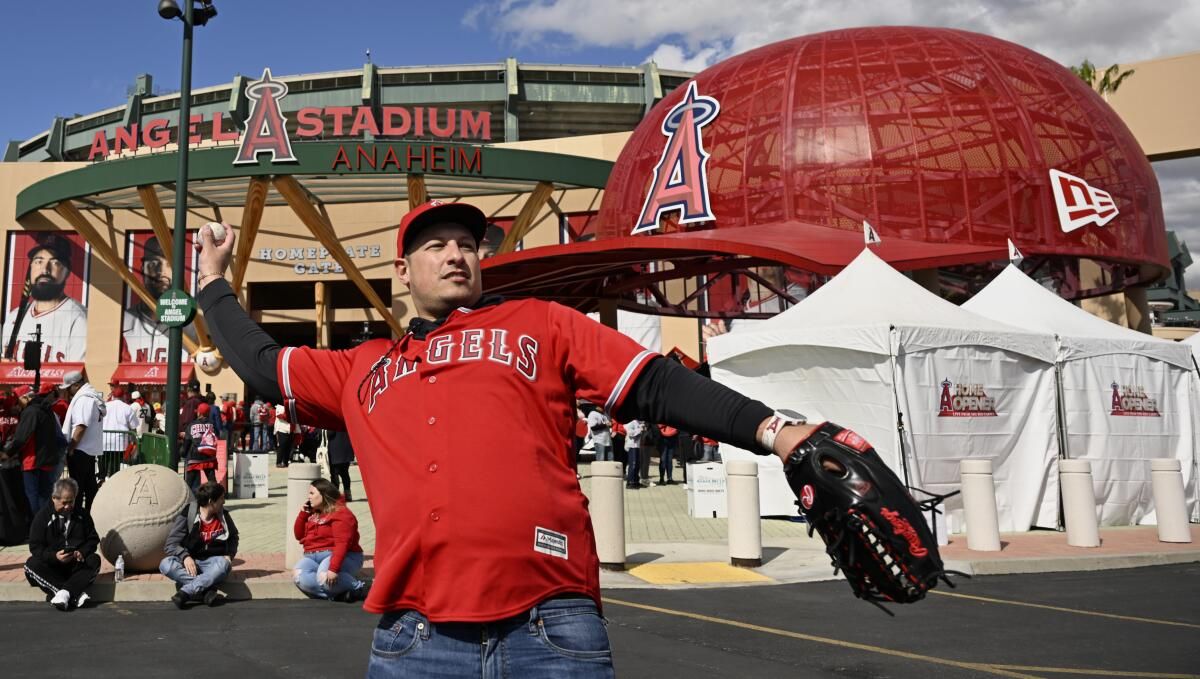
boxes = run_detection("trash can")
[138,432,171,469]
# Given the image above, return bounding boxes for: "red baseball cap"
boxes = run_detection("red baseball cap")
[110,386,125,399]
[38,383,57,395]
[396,200,487,257]
[13,385,33,399]
[196,402,211,417]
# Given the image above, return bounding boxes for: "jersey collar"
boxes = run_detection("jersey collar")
[406,295,503,340]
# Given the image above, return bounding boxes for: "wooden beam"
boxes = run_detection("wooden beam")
[136,186,175,258]
[407,174,427,208]
[52,201,198,353]
[231,177,269,296]
[315,281,329,349]
[272,176,406,338]
[497,181,555,254]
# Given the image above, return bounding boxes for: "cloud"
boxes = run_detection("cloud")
[470,0,1200,70]
[1152,157,1200,287]
[646,43,725,72]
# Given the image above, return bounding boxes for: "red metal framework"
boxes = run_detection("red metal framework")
[485,27,1167,316]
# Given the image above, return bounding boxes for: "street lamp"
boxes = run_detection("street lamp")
[160,0,216,470]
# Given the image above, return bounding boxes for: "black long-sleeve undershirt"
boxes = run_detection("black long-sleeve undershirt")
[197,278,774,454]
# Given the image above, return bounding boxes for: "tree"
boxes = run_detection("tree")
[1070,59,1135,99]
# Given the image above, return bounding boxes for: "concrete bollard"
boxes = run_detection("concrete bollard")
[1059,458,1100,548]
[286,463,322,569]
[726,460,762,567]
[1150,458,1192,543]
[590,461,626,571]
[960,459,1002,552]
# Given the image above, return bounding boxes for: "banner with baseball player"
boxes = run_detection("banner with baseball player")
[2,232,91,363]
[121,230,198,363]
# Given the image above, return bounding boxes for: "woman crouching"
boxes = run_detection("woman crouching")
[293,478,369,602]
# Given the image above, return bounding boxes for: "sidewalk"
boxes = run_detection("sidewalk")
[1,462,1197,601]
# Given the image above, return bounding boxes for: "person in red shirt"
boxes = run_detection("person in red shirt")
[1,385,59,513]
[657,423,679,484]
[293,478,367,602]
[194,201,821,677]
[181,403,218,494]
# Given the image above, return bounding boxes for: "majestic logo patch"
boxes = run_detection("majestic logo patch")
[534,527,568,560]
[1049,169,1118,233]
[1110,382,1160,417]
[800,484,815,510]
[880,508,928,557]
[234,68,299,165]
[938,378,997,417]
[633,81,720,235]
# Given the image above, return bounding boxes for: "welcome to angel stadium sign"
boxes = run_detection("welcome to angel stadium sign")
[86,68,492,167]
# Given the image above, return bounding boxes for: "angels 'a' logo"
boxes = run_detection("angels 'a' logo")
[1110,382,1160,417]
[632,81,720,235]
[234,68,298,165]
[1049,169,1118,233]
[800,484,815,510]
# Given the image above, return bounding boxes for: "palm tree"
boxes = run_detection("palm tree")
[1070,59,1135,99]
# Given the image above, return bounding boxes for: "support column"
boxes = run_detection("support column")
[599,299,618,330]
[504,57,520,142]
[1125,286,1152,334]
[315,282,329,349]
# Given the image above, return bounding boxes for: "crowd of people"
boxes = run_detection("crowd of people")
[578,400,719,489]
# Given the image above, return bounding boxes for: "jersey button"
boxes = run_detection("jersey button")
[428,376,437,384]
[430,511,439,522]
[427,416,436,425]
[428,463,438,473]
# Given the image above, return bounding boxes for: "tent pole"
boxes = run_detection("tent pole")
[888,326,913,487]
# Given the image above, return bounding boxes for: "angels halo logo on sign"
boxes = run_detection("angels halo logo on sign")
[938,378,997,417]
[632,81,720,235]
[1049,168,1119,233]
[1110,382,1160,417]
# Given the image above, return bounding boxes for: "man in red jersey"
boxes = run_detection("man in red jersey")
[195,201,819,677]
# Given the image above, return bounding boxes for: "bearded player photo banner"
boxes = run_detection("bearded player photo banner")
[2,231,91,363]
[121,230,198,363]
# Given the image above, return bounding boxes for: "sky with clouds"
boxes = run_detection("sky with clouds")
[2,1,1196,281]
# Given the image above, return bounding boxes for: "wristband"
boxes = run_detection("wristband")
[198,272,224,284]
[759,409,807,453]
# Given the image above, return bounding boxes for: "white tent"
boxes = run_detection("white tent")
[708,250,1061,530]
[964,265,1198,526]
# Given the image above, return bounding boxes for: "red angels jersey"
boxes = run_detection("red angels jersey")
[278,299,655,621]
[120,309,189,362]
[2,297,88,362]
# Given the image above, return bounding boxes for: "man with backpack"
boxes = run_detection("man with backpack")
[181,403,219,494]
[248,397,266,452]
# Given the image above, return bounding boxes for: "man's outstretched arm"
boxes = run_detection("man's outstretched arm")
[194,227,282,402]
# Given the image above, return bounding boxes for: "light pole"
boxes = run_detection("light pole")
[159,0,216,469]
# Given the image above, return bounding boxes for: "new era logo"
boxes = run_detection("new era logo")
[1049,169,1119,233]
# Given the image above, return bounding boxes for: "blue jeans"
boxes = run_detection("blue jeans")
[252,424,269,451]
[158,555,231,596]
[23,468,55,515]
[659,439,676,482]
[294,550,365,599]
[367,597,613,678]
[624,446,640,486]
[593,442,614,462]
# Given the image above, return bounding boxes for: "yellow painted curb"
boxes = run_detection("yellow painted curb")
[627,562,774,585]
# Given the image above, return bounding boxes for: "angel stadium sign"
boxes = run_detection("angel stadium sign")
[87,68,492,162]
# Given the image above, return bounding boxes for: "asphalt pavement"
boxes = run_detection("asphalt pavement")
[2,564,1196,678]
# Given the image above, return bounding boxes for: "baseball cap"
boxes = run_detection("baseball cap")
[196,402,211,417]
[396,200,487,256]
[60,370,85,389]
[28,233,73,265]
[131,390,141,400]
[13,385,33,399]
[110,386,125,399]
[38,383,57,396]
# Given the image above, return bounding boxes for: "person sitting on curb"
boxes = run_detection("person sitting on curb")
[159,481,239,608]
[24,478,100,611]
[293,478,369,602]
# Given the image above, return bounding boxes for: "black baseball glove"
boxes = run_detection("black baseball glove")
[784,422,964,613]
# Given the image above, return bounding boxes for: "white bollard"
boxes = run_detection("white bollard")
[590,461,626,571]
[960,459,1002,551]
[286,463,322,569]
[726,460,762,567]
[1150,458,1193,543]
[1059,459,1100,548]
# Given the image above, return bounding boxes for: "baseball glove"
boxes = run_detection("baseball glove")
[785,422,964,613]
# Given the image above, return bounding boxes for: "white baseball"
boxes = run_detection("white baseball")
[204,221,227,244]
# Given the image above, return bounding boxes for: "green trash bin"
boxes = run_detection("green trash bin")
[138,432,171,469]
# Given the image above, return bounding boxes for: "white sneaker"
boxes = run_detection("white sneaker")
[75,592,90,609]
[51,590,70,611]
